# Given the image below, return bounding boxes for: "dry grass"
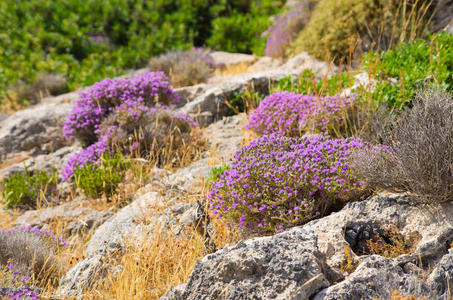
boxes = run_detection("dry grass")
[214,62,253,77]
[0,92,30,114]
[76,180,242,299]
[365,225,421,258]
[374,290,428,300]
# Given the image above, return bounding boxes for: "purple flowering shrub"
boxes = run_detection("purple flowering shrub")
[0,262,39,300]
[149,47,217,87]
[207,134,387,234]
[247,92,357,137]
[61,72,200,182]
[0,226,68,297]
[63,72,179,145]
[264,1,313,58]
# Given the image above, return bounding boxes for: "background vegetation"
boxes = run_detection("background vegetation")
[0,0,284,104]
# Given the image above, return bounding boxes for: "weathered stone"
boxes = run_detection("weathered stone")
[58,255,108,298]
[428,249,453,298]
[431,0,453,32]
[179,53,336,123]
[174,84,210,107]
[59,186,214,297]
[14,197,112,235]
[314,256,430,300]
[0,102,73,160]
[159,284,186,300]
[168,227,329,300]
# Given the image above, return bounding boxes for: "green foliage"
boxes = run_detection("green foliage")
[1,168,58,209]
[73,152,130,199]
[228,88,266,114]
[364,32,453,108]
[272,70,355,96]
[206,164,230,185]
[0,0,284,103]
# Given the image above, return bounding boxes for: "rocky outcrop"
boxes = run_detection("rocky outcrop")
[179,52,337,125]
[58,186,214,297]
[14,197,113,235]
[0,102,73,161]
[165,227,329,300]
[161,193,453,299]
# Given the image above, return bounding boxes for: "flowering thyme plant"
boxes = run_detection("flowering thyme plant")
[61,72,197,181]
[208,134,386,234]
[247,92,357,137]
[63,71,179,145]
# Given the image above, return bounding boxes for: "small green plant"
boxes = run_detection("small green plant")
[1,168,58,209]
[73,152,130,199]
[272,70,355,96]
[227,88,266,115]
[206,164,230,186]
[364,32,453,108]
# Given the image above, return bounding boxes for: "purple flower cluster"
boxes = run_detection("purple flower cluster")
[264,2,312,57]
[1,261,38,300]
[63,72,179,145]
[247,92,356,137]
[207,134,384,233]
[3,226,69,249]
[61,72,197,181]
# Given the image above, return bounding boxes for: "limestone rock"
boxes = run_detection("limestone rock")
[428,249,453,298]
[59,188,214,297]
[0,102,73,160]
[167,227,329,300]
[314,256,430,299]
[179,52,336,123]
[14,197,112,235]
[58,255,108,298]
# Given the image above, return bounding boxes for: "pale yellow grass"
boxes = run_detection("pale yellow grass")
[214,62,252,77]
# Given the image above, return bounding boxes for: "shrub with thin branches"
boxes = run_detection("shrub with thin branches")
[354,87,453,204]
[149,48,216,87]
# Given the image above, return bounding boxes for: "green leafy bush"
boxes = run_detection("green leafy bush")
[207,12,271,55]
[73,152,130,199]
[206,164,230,186]
[364,32,453,107]
[1,169,58,209]
[272,70,354,96]
[0,0,283,105]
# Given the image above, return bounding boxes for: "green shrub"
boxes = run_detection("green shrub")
[272,70,355,96]
[289,0,433,64]
[364,32,453,108]
[73,152,130,199]
[206,164,230,186]
[0,0,284,104]
[1,168,58,209]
